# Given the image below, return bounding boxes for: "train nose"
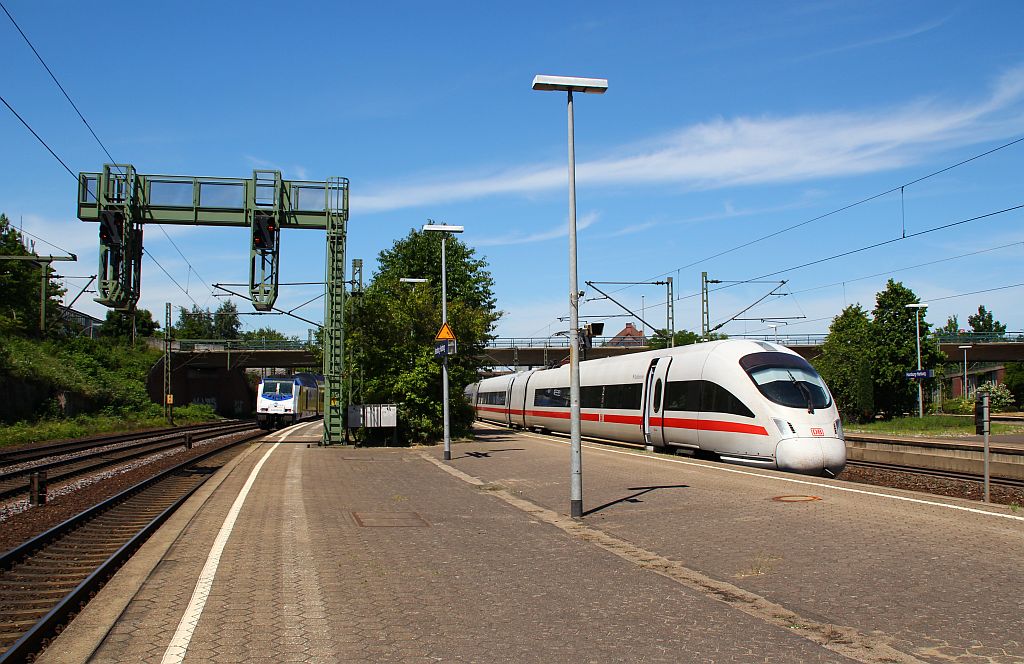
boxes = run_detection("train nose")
[776,437,846,476]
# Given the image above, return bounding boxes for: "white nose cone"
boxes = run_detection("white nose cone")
[777,438,846,476]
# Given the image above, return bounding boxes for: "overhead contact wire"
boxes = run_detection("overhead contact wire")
[2,1,214,302]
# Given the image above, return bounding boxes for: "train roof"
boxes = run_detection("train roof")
[261,373,323,387]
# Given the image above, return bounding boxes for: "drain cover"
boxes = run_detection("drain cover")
[771,495,821,503]
[352,511,429,527]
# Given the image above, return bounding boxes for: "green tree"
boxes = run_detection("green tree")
[347,227,499,443]
[241,326,292,342]
[647,328,725,349]
[967,305,1006,336]
[936,315,960,337]
[174,305,214,338]
[99,308,160,339]
[0,213,67,336]
[212,300,242,339]
[870,280,944,418]
[1003,362,1024,409]
[814,304,875,423]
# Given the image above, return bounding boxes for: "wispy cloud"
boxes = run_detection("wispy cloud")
[473,211,599,246]
[243,155,310,181]
[352,66,1024,214]
[794,14,953,61]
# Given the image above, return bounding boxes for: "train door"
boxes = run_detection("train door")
[504,382,514,426]
[642,357,672,448]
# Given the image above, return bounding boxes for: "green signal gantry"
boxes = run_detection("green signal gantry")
[77,164,350,445]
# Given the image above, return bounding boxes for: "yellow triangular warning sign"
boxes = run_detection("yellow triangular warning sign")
[435,322,456,341]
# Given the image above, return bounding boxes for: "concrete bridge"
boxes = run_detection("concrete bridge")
[155,332,1024,373]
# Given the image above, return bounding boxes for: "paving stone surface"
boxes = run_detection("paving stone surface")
[83,425,869,663]
[446,425,1024,663]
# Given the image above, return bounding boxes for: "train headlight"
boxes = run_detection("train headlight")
[833,418,844,438]
[772,418,796,438]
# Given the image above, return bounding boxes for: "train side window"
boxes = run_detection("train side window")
[581,385,603,409]
[664,380,700,411]
[479,391,506,405]
[535,387,570,408]
[653,379,663,413]
[603,383,642,410]
[700,381,755,418]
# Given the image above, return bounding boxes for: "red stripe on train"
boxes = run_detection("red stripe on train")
[477,406,768,436]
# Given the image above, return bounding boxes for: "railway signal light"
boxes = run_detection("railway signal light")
[975,395,988,435]
[99,209,123,246]
[252,211,277,250]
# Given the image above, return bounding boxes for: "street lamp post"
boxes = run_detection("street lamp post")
[959,345,972,398]
[533,74,607,519]
[768,324,778,345]
[422,224,464,461]
[906,303,928,418]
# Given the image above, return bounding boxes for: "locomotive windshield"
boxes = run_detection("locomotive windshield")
[262,381,294,396]
[739,352,831,411]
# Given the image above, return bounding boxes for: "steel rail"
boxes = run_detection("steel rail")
[0,429,267,663]
[0,420,247,466]
[0,422,257,502]
[844,458,1024,489]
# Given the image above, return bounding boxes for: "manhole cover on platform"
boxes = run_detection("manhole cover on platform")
[771,495,822,503]
[352,512,429,527]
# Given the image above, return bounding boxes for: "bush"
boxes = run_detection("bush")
[977,381,1016,412]
[939,397,974,415]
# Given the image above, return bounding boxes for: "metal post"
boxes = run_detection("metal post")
[29,471,47,506]
[39,261,46,335]
[441,234,451,462]
[962,347,969,398]
[701,271,710,337]
[914,309,923,418]
[164,303,173,425]
[983,393,990,503]
[567,89,583,519]
[666,276,674,348]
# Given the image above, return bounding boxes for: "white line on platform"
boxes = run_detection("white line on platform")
[160,424,295,663]
[480,423,1024,523]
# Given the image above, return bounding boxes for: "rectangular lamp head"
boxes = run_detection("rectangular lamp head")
[532,75,608,94]
[422,224,464,233]
[399,278,428,284]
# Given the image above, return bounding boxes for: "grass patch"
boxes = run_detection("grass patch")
[845,414,1024,437]
[0,404,219,449]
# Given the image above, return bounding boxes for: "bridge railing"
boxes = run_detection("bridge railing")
[932,332,1024,344]
[485,334,833,348]
[485,336,648,349]
[174,338,313,352]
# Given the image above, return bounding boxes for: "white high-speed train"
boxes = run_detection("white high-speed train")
[465,340,845,477]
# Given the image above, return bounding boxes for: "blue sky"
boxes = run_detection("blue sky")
[3,1,1024,340]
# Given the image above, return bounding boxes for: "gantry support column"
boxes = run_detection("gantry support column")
[322,177,350,446]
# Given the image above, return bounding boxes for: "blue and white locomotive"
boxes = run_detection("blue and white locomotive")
[255,373,323,429]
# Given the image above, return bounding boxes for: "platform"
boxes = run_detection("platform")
[40,420,1024,663]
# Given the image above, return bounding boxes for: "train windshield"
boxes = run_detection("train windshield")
[262,381,294,396]
[739,352,831,410]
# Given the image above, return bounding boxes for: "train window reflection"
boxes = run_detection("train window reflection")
[748,367,830,409]
[263,381,293,395]
[478,391,506,405]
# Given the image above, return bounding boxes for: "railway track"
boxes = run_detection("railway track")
[0,429,266,662]
[0,420,248,467]
[844,458,1024,490]
[0,421,257,503]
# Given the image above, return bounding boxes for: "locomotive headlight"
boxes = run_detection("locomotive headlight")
[772,418,796,438]
[833,418,844,438]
